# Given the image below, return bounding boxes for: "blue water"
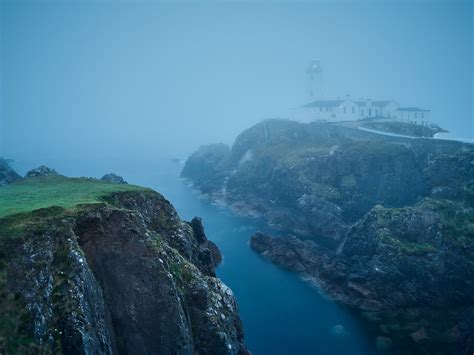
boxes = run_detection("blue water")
[13,158,377,355]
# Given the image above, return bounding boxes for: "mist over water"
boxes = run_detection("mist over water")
[10,156,379,355]
[1,0,472,162]
[1,2,473,354]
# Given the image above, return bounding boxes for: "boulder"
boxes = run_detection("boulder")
[26,165,58,178]
[100,173,127,184]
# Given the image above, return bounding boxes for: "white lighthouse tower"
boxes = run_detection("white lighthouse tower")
[306,60,323,100]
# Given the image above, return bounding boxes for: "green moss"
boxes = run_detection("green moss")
[257,142,330,168]
[0,175,149,219]
[434,199,474,248]
[0,206,68,239]
[374,199,474,256]
[382,235,436,256]
[342,140,408,159]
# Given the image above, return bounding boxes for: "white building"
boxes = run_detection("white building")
[292,96,431,126]
[395,107,431,126]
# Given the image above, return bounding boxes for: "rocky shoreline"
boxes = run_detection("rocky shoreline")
[0,163,249,354]
[182,119,474,354]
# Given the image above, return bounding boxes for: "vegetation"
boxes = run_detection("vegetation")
[0,175,148,219]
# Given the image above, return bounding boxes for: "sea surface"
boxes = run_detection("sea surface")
[13,157,378,355]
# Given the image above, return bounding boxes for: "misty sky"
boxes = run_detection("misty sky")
[1,0,472,162]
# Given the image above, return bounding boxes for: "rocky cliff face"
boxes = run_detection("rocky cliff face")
[0,158,21,186]
[251,196,474,353]
[183,119,474,354]
[0,189,248,354]
[183,120,471,244]
[181,144,231,195]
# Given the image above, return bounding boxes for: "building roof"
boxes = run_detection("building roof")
[396,107,430,112]
[372,100,393,108]
[355,100,393,107]
[302,100,344,108]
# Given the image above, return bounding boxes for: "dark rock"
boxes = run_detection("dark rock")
[375,336,392,351]
[190,217,206,243]
[0,158,21,186]
[181,143,230,194]
[100,173,127,184]
[250,197,474,354]
[184,119,474,354]
[26,165,58,177]
[0,190,248,354]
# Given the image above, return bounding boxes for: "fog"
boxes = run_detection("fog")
[1,0,472,164]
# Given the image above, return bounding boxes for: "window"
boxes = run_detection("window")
[352,106,355,114]
[421,112,424,118]
[361,109,364,116]
[326,107,329,112]
[343,106,346,114]
[415,112,418,118]
[375,109,378,116]
[368,109,372,116]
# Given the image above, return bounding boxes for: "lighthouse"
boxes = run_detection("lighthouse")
[306,60,323,100]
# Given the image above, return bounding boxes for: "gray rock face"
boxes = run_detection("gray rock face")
[184,119,474,354]
[26,165,58,178]
[0,158,21,186]
[100,173,127,184]
[250,197,474,354]
[181,143,230,194]
[0,191,248,354]
[183,120,467,243]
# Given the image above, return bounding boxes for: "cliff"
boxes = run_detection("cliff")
[183,119,472,244]
[0,174,248,354]
[183,119,474,353]
[0,158,21,186]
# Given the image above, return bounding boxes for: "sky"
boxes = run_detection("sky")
[0,0,472,162]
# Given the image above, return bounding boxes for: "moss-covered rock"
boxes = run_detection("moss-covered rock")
[0,176,248,354]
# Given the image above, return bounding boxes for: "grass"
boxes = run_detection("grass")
[0,175,149,219]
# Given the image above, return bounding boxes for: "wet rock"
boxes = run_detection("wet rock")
[181,143,231,194]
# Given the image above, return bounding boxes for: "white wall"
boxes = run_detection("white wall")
[395,110,431,125]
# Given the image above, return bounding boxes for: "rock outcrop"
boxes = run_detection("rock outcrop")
[251,196,474,353]
[0,187,248,354]
[0,158,21,186]
[183,119,471,244]
[183,119,474,353]
[26,165,59,178]
[100,173,128,184]
[181,143,231,194]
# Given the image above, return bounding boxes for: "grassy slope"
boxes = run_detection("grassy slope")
[0,176,153,353]
[0,175,148,218]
